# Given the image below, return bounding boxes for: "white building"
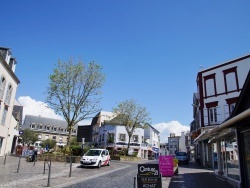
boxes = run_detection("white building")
[99,124,144,157]
[144,123,160,159]
[91,111,115,145]
[190,54,250,169]
[0,47,20,156]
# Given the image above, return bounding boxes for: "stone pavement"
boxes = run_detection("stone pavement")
[0,155,170,188]
[169,161,235,188]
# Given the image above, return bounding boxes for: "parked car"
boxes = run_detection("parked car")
[175,151,189,164]
[80,149,110,168]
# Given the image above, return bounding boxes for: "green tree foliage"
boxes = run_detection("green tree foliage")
[45,59,105,148]
[109,99,150,155]
[41,139,57,150]
[21,129,38,146]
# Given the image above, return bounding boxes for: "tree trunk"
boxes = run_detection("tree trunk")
[66,125,72,152]
[127,135,131,156]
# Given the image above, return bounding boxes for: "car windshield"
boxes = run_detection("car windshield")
[85,150,102,156]
[176,152,187,156]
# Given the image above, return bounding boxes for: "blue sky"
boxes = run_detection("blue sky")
[2,1,250,142]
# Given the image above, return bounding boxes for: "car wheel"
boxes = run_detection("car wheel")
[107,160,110,166]
[98,161,102,168]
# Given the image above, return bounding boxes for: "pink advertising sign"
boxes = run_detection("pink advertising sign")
[159,155,174,177]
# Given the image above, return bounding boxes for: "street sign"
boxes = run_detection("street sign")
[137,164,162,188]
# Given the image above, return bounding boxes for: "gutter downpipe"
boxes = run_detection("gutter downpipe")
[210,109,250,134]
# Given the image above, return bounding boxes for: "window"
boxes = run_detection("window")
[0,76,6,100]
[45,135,49,139]
[46,126,50,131]
[52,136,56,140]
[108,133,115,143]
[30,124,35,129]
[59,137,63,141]
[204,102,221,125]
[230,103,236,115]
[223,67,239,93]
[1,106,8,125]
[5,84,13,105]
[225,97,238,119]
[132,135,138,142]
[210,107,217,124]
[39,125,43,129]
[206,79,215,96]
[53,127,57,131]
[119,134,126,141]
[225,72,237,92]
[38,135,42,139]
[204,74,216,97]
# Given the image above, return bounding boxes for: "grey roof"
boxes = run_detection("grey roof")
[22,115,78,129]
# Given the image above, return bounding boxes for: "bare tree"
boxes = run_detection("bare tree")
[45,59,105,148]
[108,99,150,155]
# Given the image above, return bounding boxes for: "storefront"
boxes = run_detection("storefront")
[208,71,250,188]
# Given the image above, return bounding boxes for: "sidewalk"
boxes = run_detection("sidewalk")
[0,155,171,187]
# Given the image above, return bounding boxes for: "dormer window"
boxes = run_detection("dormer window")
[30,124,35,129]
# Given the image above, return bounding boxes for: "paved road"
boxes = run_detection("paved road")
[0,155,169,187]
[0,155,233,188]
[169,161,234,188]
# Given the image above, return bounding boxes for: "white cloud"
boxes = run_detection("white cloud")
[153,121,190,143]
[17,96,63,122]
[17,96,91,125]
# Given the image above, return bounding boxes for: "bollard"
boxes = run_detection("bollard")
[134,177,136,188]
[17,155,21,173]
[3,153,7,165]
[43,161,46,174]
[69,156,72,177]
[47,159,51,187]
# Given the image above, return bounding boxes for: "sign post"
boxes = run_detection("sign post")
[137,164,162,188]
[159,155,174,177]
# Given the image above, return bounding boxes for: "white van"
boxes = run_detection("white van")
[80,149,111,168]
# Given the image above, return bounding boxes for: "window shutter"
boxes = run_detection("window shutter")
[224,104,229,119]
[203,108,208,126]
[216,106,221,123]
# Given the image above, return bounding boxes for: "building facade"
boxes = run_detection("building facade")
[0,47,20,156]
[190,54,250,186]
[22,115,78,148]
